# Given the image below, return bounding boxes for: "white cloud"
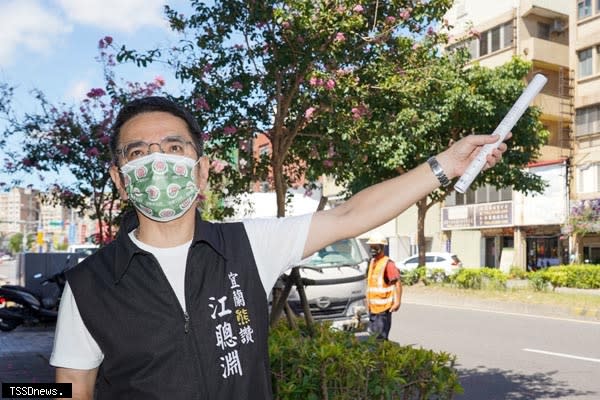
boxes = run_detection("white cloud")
[0,0,72,67]
[57,0,170,33]
[64,79,91,102]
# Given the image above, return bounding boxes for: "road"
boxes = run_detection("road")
[391,301,600,400]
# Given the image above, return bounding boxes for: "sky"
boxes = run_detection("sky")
[0,0,192,188]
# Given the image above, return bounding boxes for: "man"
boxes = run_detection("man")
[51,96,508,399]
[366,233,402,340]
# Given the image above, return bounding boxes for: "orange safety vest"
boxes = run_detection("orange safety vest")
[366,256,395,314]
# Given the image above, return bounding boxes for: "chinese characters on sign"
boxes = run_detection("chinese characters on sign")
[441,201,513,230]
[208,272,255,379]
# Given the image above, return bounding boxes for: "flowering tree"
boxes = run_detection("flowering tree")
[117,0,455,217]
[0,37,165,244]
[116,1,546,267]
[564,199,600,263]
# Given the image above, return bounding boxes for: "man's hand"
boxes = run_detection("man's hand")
[437,133,511,180]
[390,301,401,312]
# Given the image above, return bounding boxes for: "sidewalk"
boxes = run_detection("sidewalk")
[0,325,55,387]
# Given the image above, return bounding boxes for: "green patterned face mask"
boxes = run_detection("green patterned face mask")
[120,153,200,222]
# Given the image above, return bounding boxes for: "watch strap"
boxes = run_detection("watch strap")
[427,156,451,187]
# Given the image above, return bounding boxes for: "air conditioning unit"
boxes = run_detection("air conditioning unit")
[550,19,566,34]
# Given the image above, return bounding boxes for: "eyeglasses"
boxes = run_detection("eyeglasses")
[115,135,198,163]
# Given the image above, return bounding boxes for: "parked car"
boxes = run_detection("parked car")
[399,252,463,276]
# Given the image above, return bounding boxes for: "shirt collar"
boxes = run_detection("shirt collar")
[113,209,227,283]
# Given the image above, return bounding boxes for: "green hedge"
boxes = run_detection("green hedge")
[450,268,507,290]
[269,320,461,400]
[528,265,600,290]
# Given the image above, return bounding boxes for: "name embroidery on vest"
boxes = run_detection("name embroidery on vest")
[208,271,255,379]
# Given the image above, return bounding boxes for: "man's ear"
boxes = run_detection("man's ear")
[196,156,210,192]
[109,164,128,200]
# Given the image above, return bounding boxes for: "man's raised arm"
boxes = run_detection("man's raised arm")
[303,134,508,258]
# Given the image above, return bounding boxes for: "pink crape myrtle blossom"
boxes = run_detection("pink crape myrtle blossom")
[469,28,481,39]
[86,88,106,98]
[304,107,316,121]
[223,126,237,135]
[325,79,335,90]
[334,32,346,43]
[154,76,165,86]
[231,81,243,90]
[351,104,369,120]
[58,145,70,155]
[211,159,228,173]
[323,159,334,168]
[87,147,100,158]
[194,97,210,111]
[352,5,364,13]
[400,9,411,21]
[98,36,113,49]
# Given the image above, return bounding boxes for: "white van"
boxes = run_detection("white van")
[284,237,369,331]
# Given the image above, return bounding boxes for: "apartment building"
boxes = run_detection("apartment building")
[436,0,574,269]
[0,187,40,239]
[0,187,97,251]
[570,0,600,263]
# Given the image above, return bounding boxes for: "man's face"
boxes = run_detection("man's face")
[109,111,209,200]
[369,245,383,258]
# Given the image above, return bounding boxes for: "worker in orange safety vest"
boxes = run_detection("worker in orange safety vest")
[366,233,402,340]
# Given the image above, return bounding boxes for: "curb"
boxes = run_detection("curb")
[403,286,600,322]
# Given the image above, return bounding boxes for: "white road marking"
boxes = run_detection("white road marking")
[403,300,600,325]
[523,348,600,364]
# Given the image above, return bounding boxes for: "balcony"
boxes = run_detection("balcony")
[532,92,569,118]
[520,37,569,67]
[520,0,569,19]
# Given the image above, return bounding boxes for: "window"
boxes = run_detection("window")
[475,22,513,58]
[444,185,512,206]
[503,22,513,47]
[491,26,501,52]
[479,31,489,57]
[576,104,600,136]
[537,22,550,40]
[577,163,600,193]
[578,0,592,19]
[578,48,593,78]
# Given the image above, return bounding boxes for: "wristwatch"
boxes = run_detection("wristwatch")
[427,156,451,187]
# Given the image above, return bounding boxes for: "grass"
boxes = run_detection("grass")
[407,281,600,311]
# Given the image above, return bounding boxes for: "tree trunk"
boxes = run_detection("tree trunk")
[417,198,427,266]
[273,156,286,218]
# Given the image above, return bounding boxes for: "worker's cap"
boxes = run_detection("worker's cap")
[366,233,387,246]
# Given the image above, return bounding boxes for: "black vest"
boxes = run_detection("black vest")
[67,211,272,399]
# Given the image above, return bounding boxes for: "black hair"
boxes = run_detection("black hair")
[110,96,203,163]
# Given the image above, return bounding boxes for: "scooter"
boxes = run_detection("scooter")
[0,258,69,332]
